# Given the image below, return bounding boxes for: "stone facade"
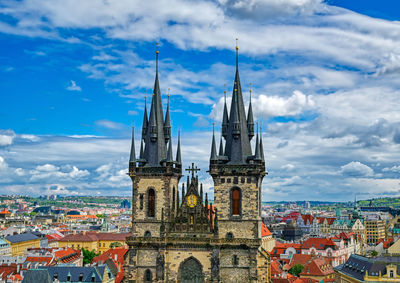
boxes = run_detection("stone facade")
[123,47,270,282]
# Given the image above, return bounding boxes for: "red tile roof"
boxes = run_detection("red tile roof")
[262,222,272,237]
[301,214,314,225]
[0,208,11,214]
[92,247,128,283]
[25,256,53,266]
[299,257,334,277]
[302,238,337,250]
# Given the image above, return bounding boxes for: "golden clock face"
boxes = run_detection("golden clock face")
[187,195,197,208]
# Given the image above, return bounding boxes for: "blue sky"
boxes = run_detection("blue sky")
[1,0,400,201]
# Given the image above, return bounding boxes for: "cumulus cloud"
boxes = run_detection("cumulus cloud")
[210,90,314,121]
[340,161,374,177]
[66,80,81,91]
[0,156,8,170]
[0,130,16,146]
[29,164,89,181]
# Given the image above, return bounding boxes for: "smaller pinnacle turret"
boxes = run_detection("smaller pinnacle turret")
[210,123,218,161]
[129,123,136,163]
[176,129,182,164]
[164,89,171,143]
[166,138,173,163]
[142,94,148,138]
[260,125,265,161]
[219,135,224,156]
[254,123,261,160]
[139,139,144,159]
[247,87,254,140]
[222,88,229,138]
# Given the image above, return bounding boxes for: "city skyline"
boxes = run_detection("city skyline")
[1,0,400,201]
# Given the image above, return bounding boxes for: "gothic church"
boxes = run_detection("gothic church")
[123,45,270,282]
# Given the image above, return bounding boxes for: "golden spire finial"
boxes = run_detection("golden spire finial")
[235,38,239,50]
[156,42,159,54]
[168,87,170,97]
[144,89,147,101]
[132,120,134,128]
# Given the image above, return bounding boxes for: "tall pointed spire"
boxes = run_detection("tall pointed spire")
[247,85,254,140]
[219,135,224,156]
[222,39,253,164]
[176,129,182,164]
[141,92,148,139]
[164,88,171,143]
[129,122,136,163]
[142,43,168,167]
[210,123,218,161]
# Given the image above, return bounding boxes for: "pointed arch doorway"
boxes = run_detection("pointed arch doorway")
[178,257,204,283]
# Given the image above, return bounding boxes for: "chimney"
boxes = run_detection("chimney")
[114,254,117,261]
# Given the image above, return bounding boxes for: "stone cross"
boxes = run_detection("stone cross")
[185,162,200,178]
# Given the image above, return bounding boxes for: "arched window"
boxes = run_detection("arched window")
[226,232,233,239]
[148,188,155,217]
[144,231,151,237]
[231,187,241,216]
[145,269,152,282]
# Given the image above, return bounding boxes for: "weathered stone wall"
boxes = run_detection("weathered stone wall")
[213,175,262,239]
[132,175,180,237]
[165,249,212,282]
[218,220,260,239]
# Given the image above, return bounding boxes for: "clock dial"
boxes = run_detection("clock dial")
[187,195,197,208]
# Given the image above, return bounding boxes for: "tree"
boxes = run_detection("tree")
[110,241,123,249]
[371,250,378,257]
[82,248,99,265]
[288,264,305,277]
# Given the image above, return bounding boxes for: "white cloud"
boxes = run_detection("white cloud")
[35,164,59,172]
[95,119,125,130]
[254,90,315,119]
[66,80,82,91]
[340,161,374,177]
[29,164,89,181]
[0,156,8,170]
[14,168,25,176]
[383,165,400,173]
[128,110,138,116]
[0,130,16,146]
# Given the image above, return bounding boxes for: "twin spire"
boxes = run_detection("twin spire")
[211,40,263,165]
[129,46,181,169]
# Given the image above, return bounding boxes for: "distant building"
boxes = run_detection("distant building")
[0,238,11,256]
[120,200,130,209]
[365,219,385,245]
[5,233,41,256]
[22,265,115,283]
[335,254,400,282]
[58,231,129,253]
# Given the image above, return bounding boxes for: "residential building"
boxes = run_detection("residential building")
[22,265,115,283]
[0,238,10,256]
[58,232,129,253]
[365,219,385,245]
[335,254,400,282]
[5,233,41,256]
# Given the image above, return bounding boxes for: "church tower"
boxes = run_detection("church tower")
[208,42,267,281]
[124,44,270,283]
[127,47,182,239]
